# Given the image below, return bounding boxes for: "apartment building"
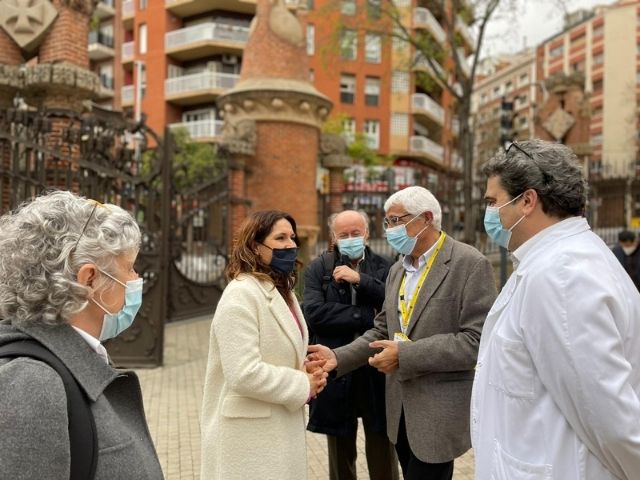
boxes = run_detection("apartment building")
[472,49,537,169]
[536,0,640,226]
[96,0,472,222]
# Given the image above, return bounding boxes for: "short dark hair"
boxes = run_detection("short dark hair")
[619,230,636,242]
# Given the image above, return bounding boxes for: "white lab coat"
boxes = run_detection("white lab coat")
[472,217,640,480]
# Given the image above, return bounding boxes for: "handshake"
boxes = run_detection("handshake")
[303,340,400,399]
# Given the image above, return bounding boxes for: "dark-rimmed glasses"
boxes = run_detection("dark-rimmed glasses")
[383,213,412,230]
[72,200,107,253]
[506,142,534,160]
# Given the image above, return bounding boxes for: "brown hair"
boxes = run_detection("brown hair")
[226,210,300,303]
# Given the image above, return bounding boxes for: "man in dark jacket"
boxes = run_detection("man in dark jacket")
[304,210,398,480]
[612,229,640,291]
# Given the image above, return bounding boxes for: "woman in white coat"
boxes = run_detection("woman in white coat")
[200,210,328,480]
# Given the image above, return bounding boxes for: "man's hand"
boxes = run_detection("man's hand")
[333,265,360,284]
[368,340,399,374]
[307,344,338,372]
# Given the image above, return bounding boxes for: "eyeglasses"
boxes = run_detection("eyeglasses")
[506,142,551,185]
[383,213,412,230]
[506,142,533,160]
[72,200,107,253]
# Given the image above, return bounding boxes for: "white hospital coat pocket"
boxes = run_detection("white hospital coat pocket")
[490,440,552,480]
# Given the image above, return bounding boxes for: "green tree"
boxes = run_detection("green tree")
[171,127,224,191]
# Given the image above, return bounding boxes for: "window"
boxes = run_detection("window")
[519,73,529,86]
[306,0,314,9]
[367,0,381,19]
[99,64,113,89]
[593,52,604,66]
[391,71,409,93]
[365,33,382,63]
[480,93,487,104]
[306,24,315,55]
[341,0,356,15]
[364,77,380,106]
[340,74,356,104]
[637,71,640,84]
[138,23,147,54]
[516,94,528,107]
[592,24,604,38]
[518,116,528,129]
[549,45,563,58]
[139,0,147,9]
[492,86,501,98]
[340,29,357,60]
[592,79,603,92]
[591,133,602,145]
[364,120,380,149]
[391,113,408,135]
[342,117,355,144]
[505,81,513,93]
[571,60,585,72]
[309,69,314,82]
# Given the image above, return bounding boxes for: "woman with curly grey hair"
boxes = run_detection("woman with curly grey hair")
[0,190,163,480]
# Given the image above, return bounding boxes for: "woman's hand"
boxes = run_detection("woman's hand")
[306,344,338,372]
[306,360,328,398]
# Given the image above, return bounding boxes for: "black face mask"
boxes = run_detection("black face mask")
[262,244,298,274]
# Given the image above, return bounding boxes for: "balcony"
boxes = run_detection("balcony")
[165,22,250,61]
[456,47,470,77]
[414,53,445,80]
[456,17,475,51]
[410,135,444,165]
[165,71,239,105]
[88,31,114,61]
[97,75,115,99]
[121,85,135,106]
[122,41,134,68]
[169,119,224,142]
[452,117,460,136]
[413,7,446,45]
[411,93,445,127]
[165,0,256,17]
[95,0,115,19]
[122,0,134,29]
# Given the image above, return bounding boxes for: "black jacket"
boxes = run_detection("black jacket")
[303,246,392,436]
[612,244,640,291]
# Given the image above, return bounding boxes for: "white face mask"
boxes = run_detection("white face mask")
[622,246,636,256]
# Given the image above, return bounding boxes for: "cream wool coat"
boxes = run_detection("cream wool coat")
[200,274,310,480]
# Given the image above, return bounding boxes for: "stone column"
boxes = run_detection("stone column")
[320,133,353,215]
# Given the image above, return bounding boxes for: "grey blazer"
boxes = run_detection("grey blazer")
[0,319,164,480]
[334,235,498,464]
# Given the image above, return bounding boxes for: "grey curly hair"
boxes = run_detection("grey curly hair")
[482,139,587,218]
[0,190,141,326]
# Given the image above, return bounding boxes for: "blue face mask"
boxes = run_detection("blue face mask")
[384,214,429,255]
[484,193,525,250]
[337,236,365,260]
[262,245,298,274]
[92,269,143,341]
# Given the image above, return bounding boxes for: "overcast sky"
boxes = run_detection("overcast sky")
[481,0,617,57]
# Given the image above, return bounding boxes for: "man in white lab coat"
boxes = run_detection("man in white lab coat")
[472,139,640,480]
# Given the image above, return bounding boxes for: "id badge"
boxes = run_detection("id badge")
[393,332,411,342]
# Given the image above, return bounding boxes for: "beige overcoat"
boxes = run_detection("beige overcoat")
[200,274,310,480]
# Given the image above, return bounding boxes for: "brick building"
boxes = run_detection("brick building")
[90,0,473,234]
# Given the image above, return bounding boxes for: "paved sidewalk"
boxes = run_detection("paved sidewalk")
[136,316,475,480]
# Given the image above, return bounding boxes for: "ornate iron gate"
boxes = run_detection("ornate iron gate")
[0,106,228,366]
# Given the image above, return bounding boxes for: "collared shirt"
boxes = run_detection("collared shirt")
[399,232,442,311]
[71,325,110,364]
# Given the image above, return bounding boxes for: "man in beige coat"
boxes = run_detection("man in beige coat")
[310,186,497,480]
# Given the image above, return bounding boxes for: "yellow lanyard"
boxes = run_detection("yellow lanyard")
[399,232,447,333]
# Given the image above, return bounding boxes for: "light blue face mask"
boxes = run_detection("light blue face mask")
[92,269,144,341]
[337,236,366,260]
[483,193,525,250]
[384,214,429,255]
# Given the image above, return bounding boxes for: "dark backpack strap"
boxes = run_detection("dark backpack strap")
[0,339,98,480]
[320,251,336,295]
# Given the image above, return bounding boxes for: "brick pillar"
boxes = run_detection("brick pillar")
[228,155,251,249]
[39,0,91,68]
[328,168,345,214]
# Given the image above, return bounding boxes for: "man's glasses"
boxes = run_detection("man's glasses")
[506,142,551,185]
[383,213,412,230]
[506,142,534,160]
[72,200,107,253]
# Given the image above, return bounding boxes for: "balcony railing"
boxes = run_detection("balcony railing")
[121,85,135,104]
[169,119,224,140]
[122,0,134,17]
[165,71,239,96]
[122,41,134,59]
[414,53,445,79]
[410,135,444,163]
[456,18,475,49]
[89,31,114,48]
[166,22,250,50]
[413,7,446,45]
[411,93,445,125]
